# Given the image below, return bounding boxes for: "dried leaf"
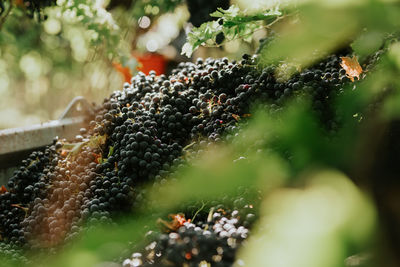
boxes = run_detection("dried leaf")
[158,213,189,232]
[170,214,188,226]
[340,56,363,82]
[0,185,7,194]
[70,142,86,157]
[93,153,103,164]
[60,142,85,159]
[232,114,240,121]
[87,135,107,149]
[60,150,69,157]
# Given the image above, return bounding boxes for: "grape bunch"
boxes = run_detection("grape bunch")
[0,146,59,246]
[122,193,258,267]
[0,49,360,263]
[80,56,270,222]
[123,213,248,267]
[21,137,108,249]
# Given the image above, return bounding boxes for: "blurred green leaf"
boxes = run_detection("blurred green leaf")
[352,31,384,63]
[39,216,153,267]
[259,0,400,69]
[237,170,376,267]
[148,141,289,211]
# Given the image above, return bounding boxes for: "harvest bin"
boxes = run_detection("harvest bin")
[0,97,93,184]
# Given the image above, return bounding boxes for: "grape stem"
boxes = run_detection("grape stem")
[183,141,196,151]
[191,201,206,223]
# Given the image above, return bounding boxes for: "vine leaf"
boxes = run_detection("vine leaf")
[182,5,282,57]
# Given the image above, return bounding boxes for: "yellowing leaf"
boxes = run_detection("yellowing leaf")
[340,56,363,82]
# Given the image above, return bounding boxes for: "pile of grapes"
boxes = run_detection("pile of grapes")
[0,47,370,265]
[123,204,255,267]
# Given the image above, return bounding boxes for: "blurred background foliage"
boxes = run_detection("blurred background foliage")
[1,0,400,266]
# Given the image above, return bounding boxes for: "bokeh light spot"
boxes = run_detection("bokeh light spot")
[138,16,151,29]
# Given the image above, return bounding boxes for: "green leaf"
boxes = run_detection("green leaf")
[182,4,283,57]
[181,42,194,57]
[210,10,224,18]
[107,146,114,158]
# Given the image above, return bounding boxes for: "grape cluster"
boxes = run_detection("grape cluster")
[21,137,107,249]
[83,56,268,221]
[0,146,59,246]
[122,195,257,267]
[186,0,230,27]
[0,50,357,263]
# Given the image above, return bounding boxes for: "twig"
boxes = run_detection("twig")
[206,207,215,223]
[191,201,206,223]
[183,141,196,151]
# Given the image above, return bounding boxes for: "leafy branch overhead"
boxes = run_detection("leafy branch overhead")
[181,5,283,57]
